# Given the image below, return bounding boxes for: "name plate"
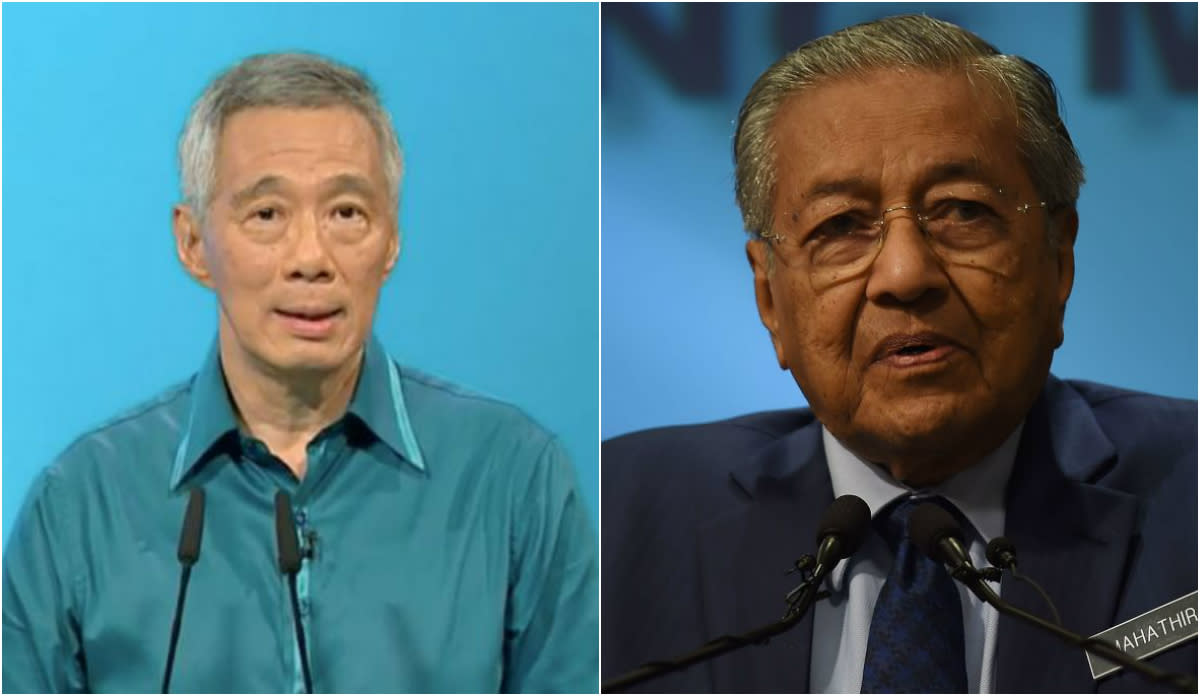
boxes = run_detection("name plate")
[1086,591,1198,680]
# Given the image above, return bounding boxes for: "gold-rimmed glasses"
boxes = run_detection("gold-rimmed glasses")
[760,185,1048,290]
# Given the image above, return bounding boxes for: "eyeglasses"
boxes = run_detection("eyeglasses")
[759,185,1047,290]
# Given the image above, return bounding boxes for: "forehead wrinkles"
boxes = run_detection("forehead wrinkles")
[770,70,1022,206]
[216,108,383,193]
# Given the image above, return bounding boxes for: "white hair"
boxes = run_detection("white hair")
[734,14,1085,243]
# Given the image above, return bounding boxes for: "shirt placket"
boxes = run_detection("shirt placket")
[288,439,324,693]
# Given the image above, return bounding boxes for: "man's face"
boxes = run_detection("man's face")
[747,69,1076,485]
[174,106,398,375]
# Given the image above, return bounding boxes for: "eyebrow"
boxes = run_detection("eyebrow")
[319,174,381,202]
[228,173,382,210]
[799,159,997,201]
[230,175,286,209]
[920,159,996,188]
[802,177,869,200]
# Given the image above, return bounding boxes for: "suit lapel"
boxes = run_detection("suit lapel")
[996,379,1139,693]
[695,420,834,692]
[684,378,1141,692]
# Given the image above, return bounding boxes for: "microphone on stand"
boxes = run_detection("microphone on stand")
[783,494,872,615]
[275,491,314,694]
[162,487,206,694]
[814,495,872,574]
[602,494,871,692]
[908,502,1196,694]
[985,536,1018,570]
[985,535,1062,626]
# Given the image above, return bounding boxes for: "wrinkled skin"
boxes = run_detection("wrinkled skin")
[173,106,398,386]
[747,69,1077,486]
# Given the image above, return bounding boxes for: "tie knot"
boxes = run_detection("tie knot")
[874,495,963,553]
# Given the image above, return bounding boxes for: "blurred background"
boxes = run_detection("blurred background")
[3,3,600,542]
[602,2,1197,438]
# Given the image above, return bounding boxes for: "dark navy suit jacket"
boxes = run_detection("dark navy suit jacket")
[602,377,1197,692]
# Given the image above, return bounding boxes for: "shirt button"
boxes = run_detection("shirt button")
[295,509,307,526]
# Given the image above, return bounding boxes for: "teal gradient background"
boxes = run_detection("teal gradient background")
[3,3,600,542]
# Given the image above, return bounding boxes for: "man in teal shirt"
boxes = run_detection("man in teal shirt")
[2,52,598,693]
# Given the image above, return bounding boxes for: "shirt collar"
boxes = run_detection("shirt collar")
[821,422,1022,588]
[169,334,425,491]
[348,333,426,474]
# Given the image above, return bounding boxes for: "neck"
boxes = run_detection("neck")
[219,331,362,479]
[851,423,1020,489]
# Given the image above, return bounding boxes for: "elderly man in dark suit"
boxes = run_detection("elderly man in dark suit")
[602,15,1196,693]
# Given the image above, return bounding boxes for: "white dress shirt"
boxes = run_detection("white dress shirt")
[809,424,1023,693]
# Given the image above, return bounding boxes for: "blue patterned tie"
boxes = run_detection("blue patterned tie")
[860,496,968,693]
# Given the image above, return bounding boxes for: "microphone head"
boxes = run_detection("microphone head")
[177,488,206,566]
[986,536,1018,569]
[816,494,871,559]
[908,502,964,563]
[274,491,303,574]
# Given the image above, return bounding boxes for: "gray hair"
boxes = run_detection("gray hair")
[179,52,403,221]
[733,14,1084,241]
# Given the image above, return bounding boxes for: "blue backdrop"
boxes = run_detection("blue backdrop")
[3,3,600,543]
[602,2,1198,438]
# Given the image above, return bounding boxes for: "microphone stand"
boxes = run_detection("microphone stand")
[284,570,314,694]
[162,487,205,694]
[161,563,194,693]
[601,556,829,693]
[274,492,314,694]
[950,565,1197,694]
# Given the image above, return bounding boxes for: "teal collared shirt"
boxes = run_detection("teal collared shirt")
[2,336,598,693]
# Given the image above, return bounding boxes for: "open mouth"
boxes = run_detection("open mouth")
[873,332,958,366]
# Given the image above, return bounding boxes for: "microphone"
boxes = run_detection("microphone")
[985,536,1017,570]
[602,495,871,692]
[908,501,977,580]
[908,503,1196,693]
[275,492,314,694]
[162,487,205,694]
[985,535,1062,626]
[813,494,872,574]
[785,494,871,614]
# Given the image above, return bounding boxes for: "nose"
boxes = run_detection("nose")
[863,210,949,306]
[285,213,335,283]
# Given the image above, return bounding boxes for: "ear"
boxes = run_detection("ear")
[383,222,401,278]
[746,239,789,370]
[173,205,214,289]
[1051,208,1078,348]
